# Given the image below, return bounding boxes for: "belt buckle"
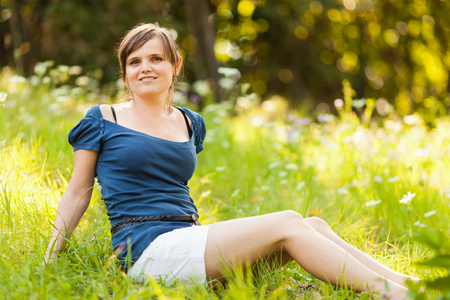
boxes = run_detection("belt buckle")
[191,214,201,226]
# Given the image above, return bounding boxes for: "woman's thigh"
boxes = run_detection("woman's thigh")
[204,211,302,281]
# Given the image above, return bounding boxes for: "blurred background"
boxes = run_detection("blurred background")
[1,0,449,121]
[1,3,450,297]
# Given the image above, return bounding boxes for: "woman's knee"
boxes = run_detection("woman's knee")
[276,210,316,240]
[268,210,304,230]
[304,216,331,231]
[277,210,304,222]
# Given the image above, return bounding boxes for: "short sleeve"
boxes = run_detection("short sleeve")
[194,115,206,154]
[176,107,206,154]
[68,106,102,152]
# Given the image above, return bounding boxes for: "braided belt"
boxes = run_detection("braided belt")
[110,214,201,235]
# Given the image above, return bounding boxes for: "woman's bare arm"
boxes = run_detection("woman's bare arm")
[44,149,98,263]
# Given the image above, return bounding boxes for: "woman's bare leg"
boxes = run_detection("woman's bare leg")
[304,217,420,287]
[250,250,292,280]
[205,211,408,297]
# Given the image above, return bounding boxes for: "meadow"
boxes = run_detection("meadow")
[0,64,449,299]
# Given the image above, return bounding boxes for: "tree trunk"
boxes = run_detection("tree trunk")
[8,0,23,74]
[184,0,221,102]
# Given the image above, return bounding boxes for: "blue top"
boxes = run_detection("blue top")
[68,104,206,268]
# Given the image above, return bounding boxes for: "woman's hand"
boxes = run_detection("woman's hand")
[43,250,59,265]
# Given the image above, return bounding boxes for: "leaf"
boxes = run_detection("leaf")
[412,230,450,252]
[426,275,450,291]
[406,279,426,298]
[418,255,450,268]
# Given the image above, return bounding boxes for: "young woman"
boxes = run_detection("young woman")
[45,23,419,297]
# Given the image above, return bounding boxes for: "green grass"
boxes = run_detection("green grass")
[0,67,449,299]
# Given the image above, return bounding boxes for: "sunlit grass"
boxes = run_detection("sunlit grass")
[1,69,449,298]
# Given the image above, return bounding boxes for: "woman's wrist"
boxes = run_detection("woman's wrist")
[44,250,60,264]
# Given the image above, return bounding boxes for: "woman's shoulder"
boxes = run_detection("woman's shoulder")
[68,104,103,151]
[78,104,117,124]
[175,106,204,125]
[176,106,206,153]
[84,104,103,119]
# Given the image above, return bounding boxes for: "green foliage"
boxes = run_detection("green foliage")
[2,0,449,118]
[1,69,450,298]
[408,230,450,299]
[212,0,450,116]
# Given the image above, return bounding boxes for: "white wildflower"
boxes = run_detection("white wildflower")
[441,187,450,199]
[414,221,426,228]
[373,175,383,183]
[414,148,429,157]
[34,62,48,76]
[215,166,226,172]
[69,65,83,75]
[42,76,51,84]
[261,185,270,191]
[388,176,399,182]
[424,210,436,218]
[201,190,211,198]
[399,191,415,205]
[285,163,299,170]
[403,114,422,125]
[365,199,382,207]
[337,188,349,195]
[75,76,90,87]
[279,171,288,178]
[268,162,280,169]
[296,181,305,191]
[0,92,7,102]
[9,75,26,84]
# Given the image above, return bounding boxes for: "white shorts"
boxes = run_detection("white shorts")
[128,224,210,286]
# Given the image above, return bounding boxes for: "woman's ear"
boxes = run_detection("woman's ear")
[174,55,183,76]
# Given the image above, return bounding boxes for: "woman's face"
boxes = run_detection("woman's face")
[125,37,180,102]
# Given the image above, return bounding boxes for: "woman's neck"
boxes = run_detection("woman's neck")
[129,97,172,117]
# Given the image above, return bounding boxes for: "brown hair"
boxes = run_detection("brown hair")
[117,23,181,105]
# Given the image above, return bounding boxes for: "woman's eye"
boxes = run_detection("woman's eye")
[152,57,162,62]
[130,60,139,65]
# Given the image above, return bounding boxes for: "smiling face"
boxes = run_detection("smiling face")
[117,23,182,104]
[125,37,179,102]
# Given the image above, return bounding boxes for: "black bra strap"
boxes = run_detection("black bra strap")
[110,106,117,124]
[176,107,193,138]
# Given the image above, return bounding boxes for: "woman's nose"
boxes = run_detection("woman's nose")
[141,60,152,72]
